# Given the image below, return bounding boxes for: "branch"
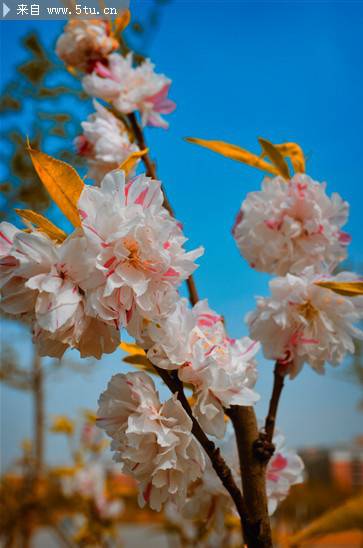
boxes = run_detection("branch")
[227,406,273,548]
[253,360,286,464]
[127,112,199,306]
[264,361,286,444]
[152,364,248,531]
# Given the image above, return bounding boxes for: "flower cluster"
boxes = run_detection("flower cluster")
[57,18,175,128]
[142,298,260,438]
[233,170,362,377]
[75,100,140,184]
[82,52,176,128]
[0,221,119,358]
[248,268,363,377]
[78,171,203,334]
[56,20,118,72]
[0,170,202,358]
[97,371,205,511]
[233,173,350,276]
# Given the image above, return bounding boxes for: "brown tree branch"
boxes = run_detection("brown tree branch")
[264,361,286,444]
[227,406,273,548]
[253,361,286,464]
[152,365,249,534]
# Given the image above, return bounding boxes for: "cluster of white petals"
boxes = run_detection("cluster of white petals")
[83,52,176,128]
[233,174,350,275]
[75,100,140,184]
[0,221,119,358]
[266,432,304,515]
[0,170,202,359]
[62,462,124,519]
[97,371,205,511]
[143,298,259,438]
[248,267,363,377]
[56,20,118,72]
[78,171,203,334]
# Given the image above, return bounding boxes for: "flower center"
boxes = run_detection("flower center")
[297,300,318,321]
[123,238,156,273]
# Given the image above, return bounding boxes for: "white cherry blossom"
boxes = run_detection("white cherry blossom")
[97,371,205,511]
[75,100,139,184]
[248,268,363,377]
[83,53,176,128]
[0,223,119,359]
[77,170,203,334]
[145,299,260,438]
[56,20,118,72]
[233,173,350,275]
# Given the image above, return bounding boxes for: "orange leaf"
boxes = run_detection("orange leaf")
[120,342,146,356]
[185,137,280,176]
[119,149,148,176]
[114,9,131,34]
[28,147,84,227]
[258,138,290,179]
[315,280,363,297]
[273,142,305,173]
[15,208,67,243]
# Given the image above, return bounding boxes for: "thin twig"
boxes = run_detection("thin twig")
[264,361,286,444]
[153,365,248,531]
[252,361,286,465]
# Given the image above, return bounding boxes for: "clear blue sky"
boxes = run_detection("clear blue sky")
[1,1,363,470]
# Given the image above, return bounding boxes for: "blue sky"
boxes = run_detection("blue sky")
[1,1,363,470]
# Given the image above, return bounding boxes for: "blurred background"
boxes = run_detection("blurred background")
[1,0,362,546]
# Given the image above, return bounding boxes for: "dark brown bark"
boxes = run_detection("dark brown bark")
[264,361,286,444]
[153,366,248,532]
[228,406,273,548]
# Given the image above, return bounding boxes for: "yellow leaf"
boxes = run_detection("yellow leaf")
[274,142,305,173]
[120,342,146,356]
[258,138,290,179]
[28,147,84,227]
[315,280,363,297]
[114,9,131,33]
[123,354,153,367]
[185,137,280,176]
[15,208,67,243]
[289,495,363,545]
[119,148,148,176]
